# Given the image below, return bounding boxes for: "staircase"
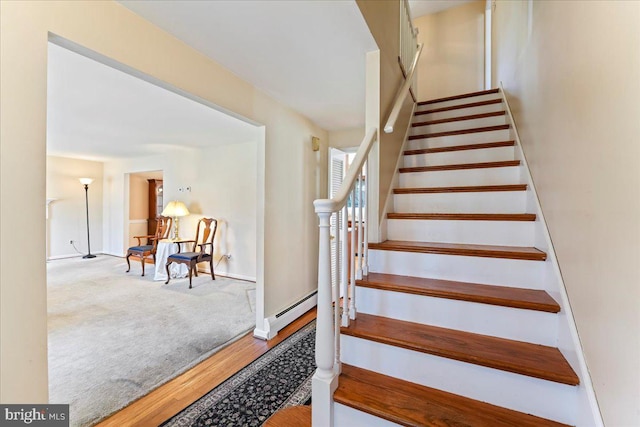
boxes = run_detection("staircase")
[332,89,585,426]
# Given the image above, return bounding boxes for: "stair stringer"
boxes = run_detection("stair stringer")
[501,83,604,427]
[377,102,416,244]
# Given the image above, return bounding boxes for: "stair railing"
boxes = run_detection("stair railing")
[312,11,422,426]
[312,127,376,427]
[385,41,423,133]
[399,0,419,83]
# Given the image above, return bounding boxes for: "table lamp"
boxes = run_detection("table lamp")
[161,201,190,240]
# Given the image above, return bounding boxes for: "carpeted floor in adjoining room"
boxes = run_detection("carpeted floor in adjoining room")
[46,255,256,427]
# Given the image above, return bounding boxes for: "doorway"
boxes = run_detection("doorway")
[128,170,163,248]
[45,37,264,426]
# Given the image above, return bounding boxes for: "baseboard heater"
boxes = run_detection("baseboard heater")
[276,290,317,318]
[254,289,318,340]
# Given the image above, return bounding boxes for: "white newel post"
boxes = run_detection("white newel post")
[312,209,338,427]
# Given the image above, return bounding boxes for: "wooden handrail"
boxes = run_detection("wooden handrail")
[384,43,423,134]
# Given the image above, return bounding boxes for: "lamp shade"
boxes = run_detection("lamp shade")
[162,201,190,217]
[79,177,94,185]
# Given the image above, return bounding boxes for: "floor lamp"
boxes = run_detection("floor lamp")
[79,178,97,259]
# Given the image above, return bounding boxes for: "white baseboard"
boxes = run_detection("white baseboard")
[47,251,108,261]
[102,251,124,257]
[47,253,83,260]
[197,265,256,282]
[216,271,256,282]
[253,324,272,340]
[254,291,317,340]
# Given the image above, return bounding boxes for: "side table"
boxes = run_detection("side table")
[153,240,190,282]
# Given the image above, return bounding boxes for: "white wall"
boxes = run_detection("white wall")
[104,142,257,280]
[103,143,258,281]
[46,156,104,259]
[493,1,640,425]
[193,141,257,280]
[414,1,485,100]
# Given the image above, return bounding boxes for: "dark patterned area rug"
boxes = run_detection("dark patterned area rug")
[161,320,316,427]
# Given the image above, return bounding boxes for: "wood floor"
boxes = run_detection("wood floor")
[263,406,311,427]
[96,308,316,427]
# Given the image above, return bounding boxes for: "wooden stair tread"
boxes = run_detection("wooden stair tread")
[341,314,579,385]
[335,365,572,427]
[368,240,547,261]
[394,184,527,194]
[417,88,500,106]
[415,99,503,116]
[413,111,506,127]
[357,273,559,312]
[409,124,510,140]
[387,213,536,221]
[405,140,515,156]
[399,160,520,173]
[264,406,310,427]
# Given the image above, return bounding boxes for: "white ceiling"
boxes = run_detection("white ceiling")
[117,0,377,131]
[47,42,259,161]
[408,0,475,18]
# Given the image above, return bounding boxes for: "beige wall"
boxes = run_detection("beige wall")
[414,1,485,101]
[127,174,149,248]
[0,0,327,402]
[357,0,414,231]
[329,127,365,151]
[46,156,104,259]
[493,1,640,425]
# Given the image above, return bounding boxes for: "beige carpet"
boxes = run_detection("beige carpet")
[47,255,256,427]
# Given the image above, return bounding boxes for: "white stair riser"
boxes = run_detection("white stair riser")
[399,167,521,188]
[408,129,511,150]
[335,403,401,427]
[415,93,502,111]
[340,336,577,425]
[368,249,545,289]
[403,146,515,167]
[415,101,504,121]
[412,114,507,134]
[386,218,535,246]
[394,191,527,214]
[355,287,557,345]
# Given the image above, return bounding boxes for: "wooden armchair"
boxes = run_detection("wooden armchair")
[126,215,172,276]
[165,218,218,288]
